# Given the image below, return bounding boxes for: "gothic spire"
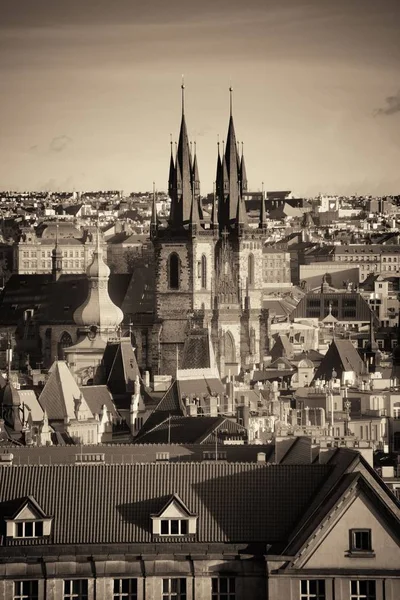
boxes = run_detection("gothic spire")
[168,134,174,198]
[240,142,248,194]
[221,87,241,229]
[236,182,247,233]
[259,182,267,229]
[169,80,196,228]
[192,141,200,196]
[211,181,218,230]
[150,182,158,239]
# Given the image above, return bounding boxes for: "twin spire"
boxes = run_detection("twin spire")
[166,84,261,233]
[168,80,202,229]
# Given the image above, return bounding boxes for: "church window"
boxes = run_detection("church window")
[58,331,73,359]
[201,255,207,289]
[248,253,255,286]
[168,253,180,289]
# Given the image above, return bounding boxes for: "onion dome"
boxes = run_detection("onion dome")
[73,230,123,332]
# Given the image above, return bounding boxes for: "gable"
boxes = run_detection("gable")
[15,504,41,521]
[298,491,400,570]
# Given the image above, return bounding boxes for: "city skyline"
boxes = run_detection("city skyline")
[1,0,400,195]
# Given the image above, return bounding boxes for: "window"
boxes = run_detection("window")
[248,253,255,286]
[212,577,236,600]
[14,581,39,600]
[350,580,376,600]
[160,519,188,535]
[15,521,43,538]
[64,579,88,600]
[162,578,186,600]
[168,253,180,290]
[113,578,137,600]
[300,580,325,600]
[350,529,372,552]
[201,254,207,289]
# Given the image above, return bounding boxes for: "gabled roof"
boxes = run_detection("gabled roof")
[0,462,333,545]
[151,493,197,518]
[0,494,48,520]
[79,385,118,418]
[39,361,93,421]
[313,339,366,382]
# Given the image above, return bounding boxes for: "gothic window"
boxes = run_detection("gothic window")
[248,253,255,286]
[201,255,207,289]
[224,331,236,364]
[168,253,180,290]
[58,331,73,359]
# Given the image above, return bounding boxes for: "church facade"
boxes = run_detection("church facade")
[135,88,270,378]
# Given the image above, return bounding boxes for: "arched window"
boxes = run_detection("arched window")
[169,253,180,290]
[58,331,73,360]
[248,253,255,286]
[224,331,236,364]
[201,254,207,289]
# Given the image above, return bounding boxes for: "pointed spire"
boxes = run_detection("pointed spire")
[189,185,201,233]
[151,182,158,239]
[236,181,247,232]
[211,181,218,230]
[224,87,240,227]
[181,75,185,115]
[169,80,196,228]
[168,133,175,198]
[229,86,233,116]
[51,223,63,281]
[240,142,248,194]
[192,141,200,196]
[259,182,267,229]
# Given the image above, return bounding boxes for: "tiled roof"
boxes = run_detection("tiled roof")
[0,463,332,545]
[79,385,118,418]
[181,329,211,369]
[134,416,247,445]
[39,361,93,421]
[103,339,140,395]
[3,443,276,465]
[0,273,131,325]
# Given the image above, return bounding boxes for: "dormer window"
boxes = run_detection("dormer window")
[151,494,197,539]
[161,519,188,535]
[15,520,43,538]
[2,496,52,542]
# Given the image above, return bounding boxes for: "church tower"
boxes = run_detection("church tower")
[144,86,270,378]
[150,83,216,376]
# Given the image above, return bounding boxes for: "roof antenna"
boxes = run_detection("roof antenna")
[170,133,173,155]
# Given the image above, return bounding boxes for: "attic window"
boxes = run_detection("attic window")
[151,494,197,539]
[161,519,188,535]
[15,520,43,538]
[4,498,52,540]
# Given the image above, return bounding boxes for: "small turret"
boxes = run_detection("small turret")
[150,182,158,240]
[51,224,63,281]
[259,182,267,230]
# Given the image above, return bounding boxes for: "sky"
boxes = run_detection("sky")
[1,0,400,196]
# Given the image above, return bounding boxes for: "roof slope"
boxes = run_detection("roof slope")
[0,463,332,545]
[39,361,93,421]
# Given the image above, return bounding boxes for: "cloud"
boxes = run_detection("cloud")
[49,135,72,152]
[375,90,400,116]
